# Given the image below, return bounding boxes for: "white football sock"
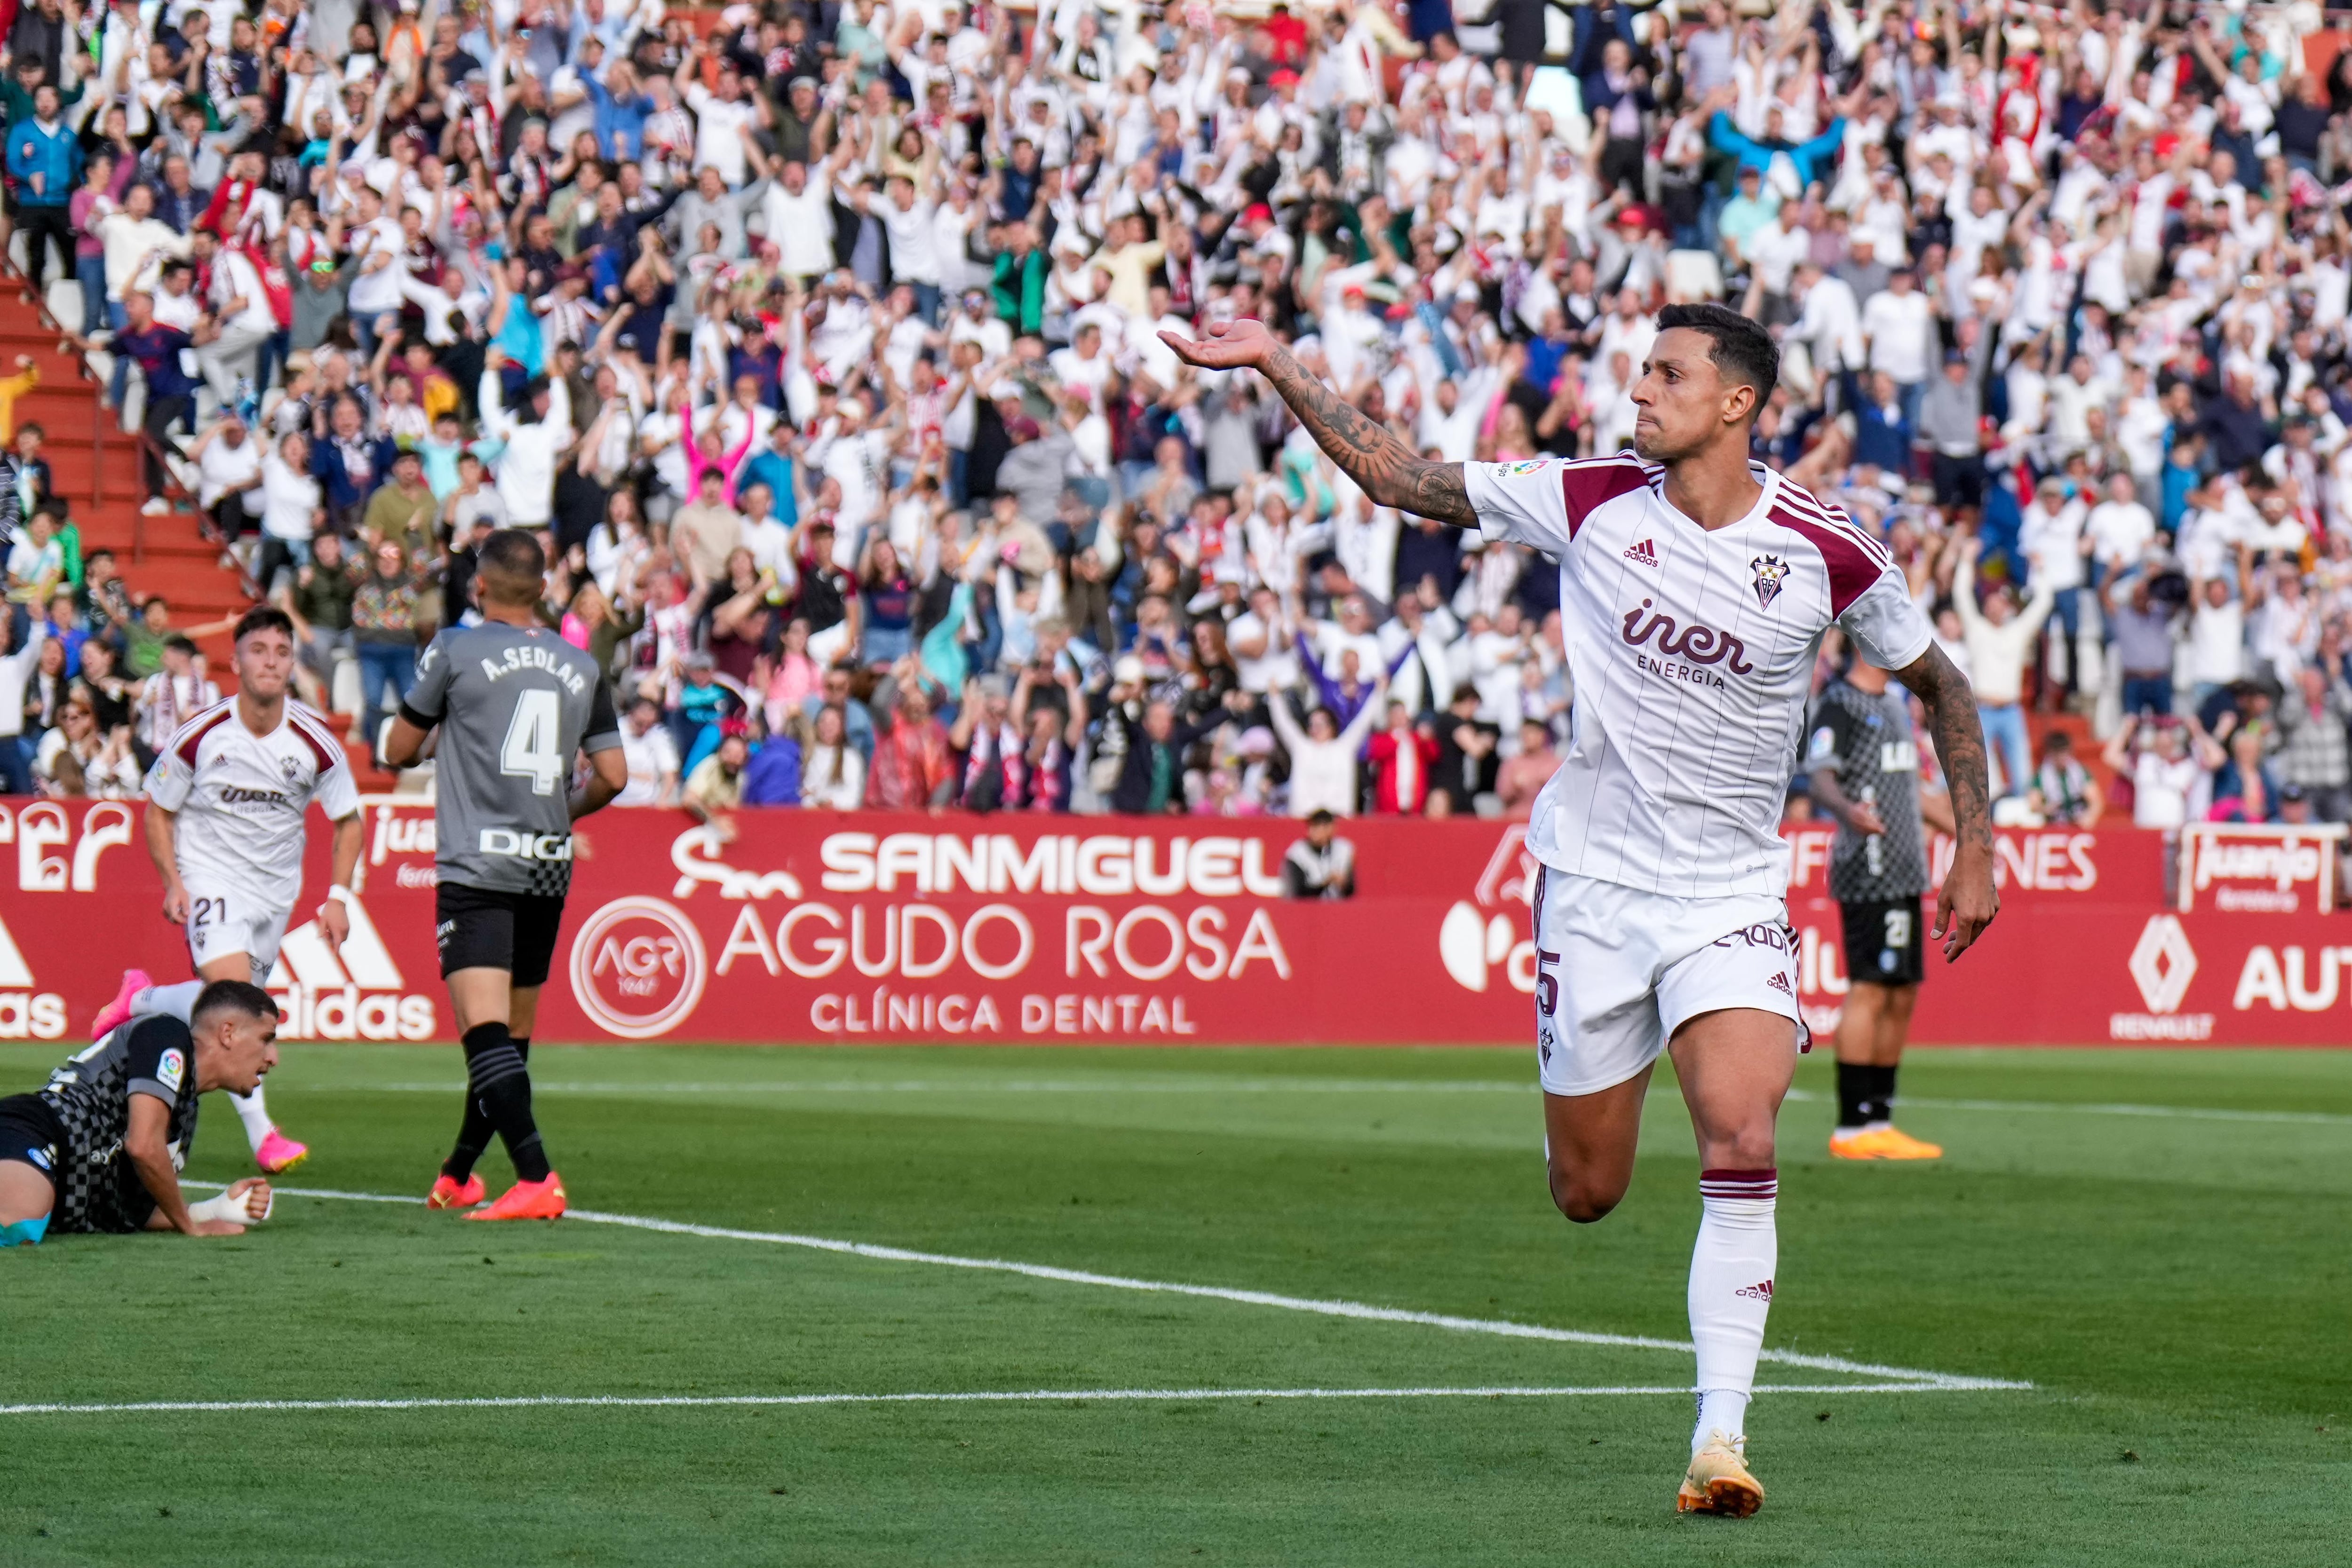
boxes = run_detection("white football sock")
[230,1085,275,1153]
[1689,1168,1778,1454]
[132,980,207,1023]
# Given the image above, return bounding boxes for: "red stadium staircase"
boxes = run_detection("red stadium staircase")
[0,273,397,792]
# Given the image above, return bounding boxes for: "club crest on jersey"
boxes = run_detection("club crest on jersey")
[1750,554,1790,609]
[280,755,303,783]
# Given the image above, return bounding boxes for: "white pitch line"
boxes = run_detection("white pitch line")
[0,1383,1994,1419]
[331,1080,2352,1127]
[361,1079,1534,1097]
[214,1184,2028,1394]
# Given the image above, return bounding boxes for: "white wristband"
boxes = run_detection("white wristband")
[324,884,352,904]
[188,1190,268,1226]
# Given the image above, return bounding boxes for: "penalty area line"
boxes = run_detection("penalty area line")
[0,1383,1994,1418]
[198,1184,2031,1395]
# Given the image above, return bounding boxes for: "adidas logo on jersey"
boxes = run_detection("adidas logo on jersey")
[1623,538,1658,566]
[1765,972,1793,995]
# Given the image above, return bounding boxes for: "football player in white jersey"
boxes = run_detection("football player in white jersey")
[90,606,363,1174]
[1169,306,1999,1517]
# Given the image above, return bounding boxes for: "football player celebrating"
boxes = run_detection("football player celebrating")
[1167,308,1998,1517]
[91,606,363,1174]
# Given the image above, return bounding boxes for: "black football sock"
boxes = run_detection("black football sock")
[444,1037,528,1182]
[1835,1061,1871,1132]
[1857,1064,1897,1127]
[461,1023,551,1183]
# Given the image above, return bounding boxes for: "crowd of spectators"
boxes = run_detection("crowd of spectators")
[3,0,2352,841]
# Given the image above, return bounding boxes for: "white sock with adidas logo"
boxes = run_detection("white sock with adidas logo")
[1690,1168,1778,1455]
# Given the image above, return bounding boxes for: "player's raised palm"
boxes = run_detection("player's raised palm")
[1162,318,1276,372]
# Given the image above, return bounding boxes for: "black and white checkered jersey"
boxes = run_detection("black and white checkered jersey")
[37,1017,202,1234]
[1804,680,1932,904]
[399,620,622,898]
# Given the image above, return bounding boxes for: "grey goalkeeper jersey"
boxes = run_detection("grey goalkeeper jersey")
[1804,680,1931,904]
[400,620,621,898]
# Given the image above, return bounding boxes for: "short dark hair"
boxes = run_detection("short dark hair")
[1653,302,1779,411]
[480,527,546,581]
[191,979,278,1030]
[1306,808,1337,827]
[478,528,547,605]
[234,604,294,644]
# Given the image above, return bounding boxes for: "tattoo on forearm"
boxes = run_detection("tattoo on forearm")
[1906,648,1993,851]
[1261,348,1478,528]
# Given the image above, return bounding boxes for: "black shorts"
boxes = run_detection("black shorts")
[1839,897,1926,989]
[436,881,568,988]
[0,1093,64,1180]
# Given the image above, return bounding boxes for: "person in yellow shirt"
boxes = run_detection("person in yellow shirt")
[0,353,40,441]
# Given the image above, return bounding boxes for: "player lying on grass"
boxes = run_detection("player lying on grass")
[1166,307,1999,1519]
[89,605,363,1177]
[0,980,281,1244]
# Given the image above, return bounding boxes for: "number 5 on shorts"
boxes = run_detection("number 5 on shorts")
[1535,946,1561,1017]
[501,689,565,796]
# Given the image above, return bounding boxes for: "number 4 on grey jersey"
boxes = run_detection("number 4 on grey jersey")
[399,622,623,898]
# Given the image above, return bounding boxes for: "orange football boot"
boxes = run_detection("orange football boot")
[427,1173,486,1210]
[464,1173,567,1221]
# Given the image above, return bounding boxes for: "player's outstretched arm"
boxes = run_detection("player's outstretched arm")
[1160,320,1477,528]
[1893,642,1999,961]
[126,1094,240,1236]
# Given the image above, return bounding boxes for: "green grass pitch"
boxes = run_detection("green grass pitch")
[2,1042,2349,1566]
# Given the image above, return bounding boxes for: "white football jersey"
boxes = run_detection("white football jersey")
[144,698,360,911]
[1467,454,1933,899]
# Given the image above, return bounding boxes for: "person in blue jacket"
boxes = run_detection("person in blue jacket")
[1709,105,1848,193]
[6,82,82,296]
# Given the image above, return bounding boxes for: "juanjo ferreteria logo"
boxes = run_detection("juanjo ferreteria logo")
[570,896,707,1040]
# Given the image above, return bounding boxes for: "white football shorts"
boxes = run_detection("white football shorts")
[183,881,294,988]
[1530,867,1807,1098]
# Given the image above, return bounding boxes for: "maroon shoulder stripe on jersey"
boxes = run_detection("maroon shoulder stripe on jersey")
[1769,505,1884,617]
[1557,455,1652,539]
[1774,484,1893,568]
[171,703,238,769]
[287,710,345,775]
